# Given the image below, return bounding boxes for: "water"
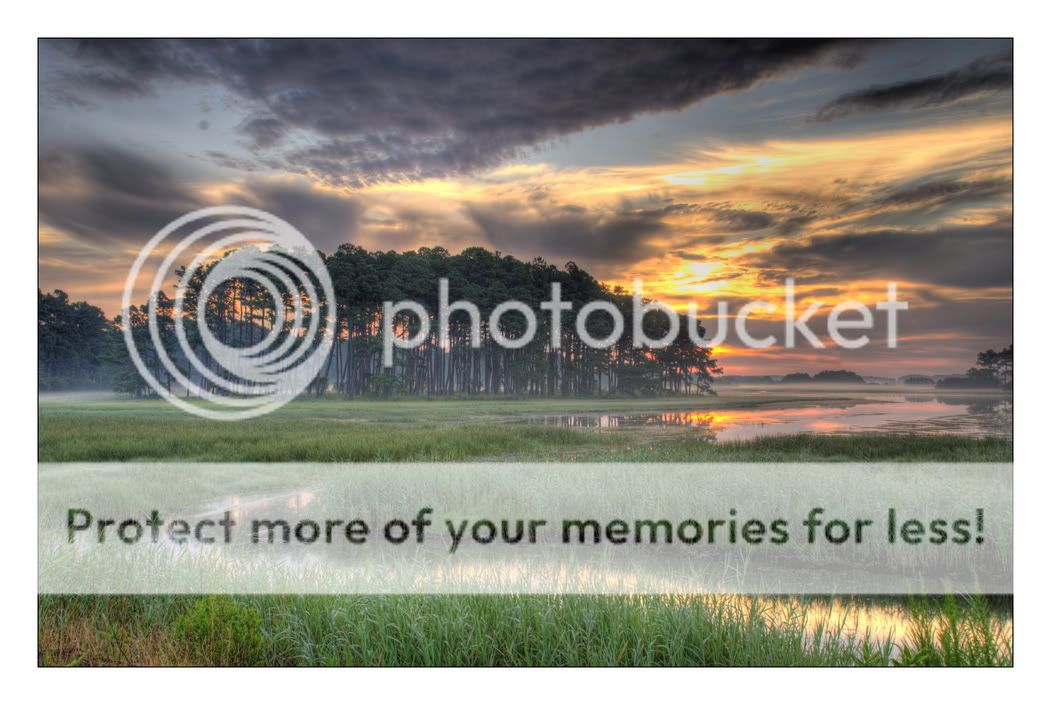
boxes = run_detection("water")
[189,482,1018,659]
[159,466,1012,661]
[519,391,1012,441]
[747,595,1012,658]
[189,488,1014,658]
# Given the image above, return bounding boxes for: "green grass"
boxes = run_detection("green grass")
[599,433,1012,462]
[38,396,1013,462]
[38,594,1011,667]
[37,395,1013,666]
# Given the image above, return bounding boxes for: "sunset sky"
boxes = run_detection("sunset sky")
[38,39,1012,376]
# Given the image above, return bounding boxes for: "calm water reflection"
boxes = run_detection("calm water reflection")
[751,595,1012,658]
[519,393,1012,441]
[188,476,1010,661]
[189,392,1010,660]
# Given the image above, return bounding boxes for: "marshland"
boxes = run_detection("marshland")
[38,386,1012,666]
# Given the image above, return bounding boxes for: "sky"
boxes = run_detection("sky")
[37,39,1013,376]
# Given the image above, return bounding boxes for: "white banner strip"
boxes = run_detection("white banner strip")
[39,462,1011,594]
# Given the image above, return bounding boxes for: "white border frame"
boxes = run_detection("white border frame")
[9,2,1044,699]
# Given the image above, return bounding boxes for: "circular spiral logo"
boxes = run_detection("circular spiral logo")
[122,206,336,420]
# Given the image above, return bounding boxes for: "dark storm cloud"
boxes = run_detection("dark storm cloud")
[50,38,870,184]
[39,146,205,243]
[776,213,817,235]
[44,40,213,105]
[44,145,185,203]
[39,145,361,251]
[671,251,708,262]
[468,202,669,265]
[468,199,792,266]
[701,206,776,232]
[744,224,1012,288]
[640,202,777,232]
[871,176,1012,209]
[814,51,1012,121]
[660,203,777,234]
[238,115,289,149]
[227,182,361,253]
[65,71,154,99]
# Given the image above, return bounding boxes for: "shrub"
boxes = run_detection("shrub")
[174,596,266,666]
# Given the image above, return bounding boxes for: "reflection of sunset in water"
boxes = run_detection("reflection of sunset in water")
[522,393,1012,441]
[639,594,1012,660]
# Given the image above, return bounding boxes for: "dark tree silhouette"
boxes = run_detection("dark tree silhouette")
[40,247,723,398]
[812,370,866,384]
[38,290,113,390]
[973,345,1012,388]
[936,345,1013,390]
[322,246,721,397]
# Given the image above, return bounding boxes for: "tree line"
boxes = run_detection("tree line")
[38,246,722,398]
[935,345,1013,390]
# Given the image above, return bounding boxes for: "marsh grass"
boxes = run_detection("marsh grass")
[37,594,1011,667]
[37,397,1013,666]
[892,595,1013,666]
[38,397,1012,462]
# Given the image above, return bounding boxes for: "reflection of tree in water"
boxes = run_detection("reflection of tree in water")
[906,394,1012,417]
[929,395,1013,436]
[637,412,718,443]
[524,396,1012,440]
[935,395,1013,416]
[524,412,717,441]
